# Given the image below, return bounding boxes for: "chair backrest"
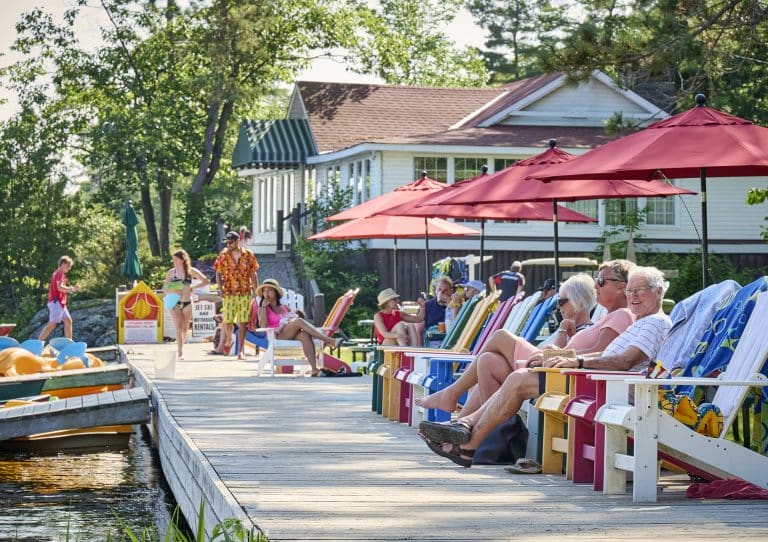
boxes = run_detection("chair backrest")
[19,339,45,356]
[680,276,768,378]
[57,341,88,366]
[471,295,519,354]
[322,288,359,334]
[521,295,557,343]
[0,336,20,351]
[454,290,501,352]
[504,291,542,335]
[710,292,768,436]
[282,289,305,313]
[48,337,75,351]
[439,295,481,349]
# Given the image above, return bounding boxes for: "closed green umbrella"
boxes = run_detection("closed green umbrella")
[121,201,143,280]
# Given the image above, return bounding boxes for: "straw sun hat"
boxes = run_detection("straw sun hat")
[256,278,284,298]
[377,288,400,308]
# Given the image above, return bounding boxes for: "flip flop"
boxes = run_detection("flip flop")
[504,458,542,475]
[419,419,472,445]
[208,350,227,356]
[421,435,474,468]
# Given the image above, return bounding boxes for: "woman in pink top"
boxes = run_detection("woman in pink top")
[374,288,424,346]
[255,278,340,377]
[417,260,635,415]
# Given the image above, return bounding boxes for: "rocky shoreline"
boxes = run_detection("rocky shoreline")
[18,299,117,347]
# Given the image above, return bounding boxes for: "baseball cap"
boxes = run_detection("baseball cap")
[225,231,239,241]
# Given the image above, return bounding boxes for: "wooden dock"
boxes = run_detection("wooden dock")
[0,364,130,401]
[0,387,149,440]
[126,343,768,541]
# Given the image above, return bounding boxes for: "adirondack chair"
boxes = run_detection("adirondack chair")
[243,288,358,377]
[556,278,757,488]
[593,291,768,502]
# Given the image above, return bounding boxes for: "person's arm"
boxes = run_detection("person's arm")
[215,271,223,292]
[257,306,269,328]
[517,274,525,294]
[57,275,80,294]
[251,272,259,297]
[161,270,174,294]
[190,268,210,290]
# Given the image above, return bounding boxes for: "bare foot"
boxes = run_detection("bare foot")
[237,352,246,361]
[415,389,459,412]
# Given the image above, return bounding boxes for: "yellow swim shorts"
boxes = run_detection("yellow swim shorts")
[222,294,252,324]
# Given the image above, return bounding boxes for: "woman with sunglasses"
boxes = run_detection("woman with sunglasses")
[416,260,635,415]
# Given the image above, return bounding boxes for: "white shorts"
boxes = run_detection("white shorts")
[47,301,71,324]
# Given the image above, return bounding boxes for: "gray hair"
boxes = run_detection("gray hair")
[511,261,522,271]
[559,273,597,314]
[627,266,666,292]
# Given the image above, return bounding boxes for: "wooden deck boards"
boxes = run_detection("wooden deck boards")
[127,343,768,541]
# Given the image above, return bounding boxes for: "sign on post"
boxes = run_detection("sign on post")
[190,299,216,342]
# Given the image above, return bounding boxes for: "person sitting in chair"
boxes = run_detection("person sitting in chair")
[256,278,340,377]
[419,265,672,468]
[374,288,425,346]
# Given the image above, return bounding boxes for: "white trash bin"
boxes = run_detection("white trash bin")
[154,350,176,379]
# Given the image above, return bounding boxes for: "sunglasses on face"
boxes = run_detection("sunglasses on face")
[596,276,625,287]
[556,298,569,307]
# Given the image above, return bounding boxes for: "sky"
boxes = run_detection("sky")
[0,0,489,121]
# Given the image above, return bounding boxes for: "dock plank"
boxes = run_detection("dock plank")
[126,343,768,541]
[0,387,150,440]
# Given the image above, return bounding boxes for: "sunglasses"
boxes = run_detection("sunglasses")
[556,298,569,307]
[596,276,626,287]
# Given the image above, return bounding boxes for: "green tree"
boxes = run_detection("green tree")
[466,0,567,83]
[353,0,488,86]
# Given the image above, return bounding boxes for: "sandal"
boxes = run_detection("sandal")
[208,350,227,356]
[504,458,542,475]
[419,419,472,445]
[421,436,474,468]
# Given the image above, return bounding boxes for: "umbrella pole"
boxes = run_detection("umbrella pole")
[393,238,398,293]
[700,168,709,288]
[552,201,561,284]
[479,219,486,281]
[424,218,430,293]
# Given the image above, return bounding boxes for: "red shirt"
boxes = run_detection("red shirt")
[375,310,403,344]
[48,268,67,305]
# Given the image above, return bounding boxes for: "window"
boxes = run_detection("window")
[645,195,675,225]
[414,157,447,182]
[565,200,598,221]
[604,198,638,226]
[454,157,487,181]
[494,158,517,172]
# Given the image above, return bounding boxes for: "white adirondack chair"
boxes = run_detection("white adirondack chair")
[593,291,768,502]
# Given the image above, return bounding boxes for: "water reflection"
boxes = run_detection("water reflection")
[0,426,179,541]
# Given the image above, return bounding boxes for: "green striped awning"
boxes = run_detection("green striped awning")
[232,119,317,170]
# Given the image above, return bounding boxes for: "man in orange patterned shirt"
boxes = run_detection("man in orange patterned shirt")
[213,231,259,359]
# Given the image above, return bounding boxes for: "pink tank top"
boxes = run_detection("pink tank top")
[266,305,288,328]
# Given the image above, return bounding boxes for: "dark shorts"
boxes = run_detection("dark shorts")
[538,372,546,395]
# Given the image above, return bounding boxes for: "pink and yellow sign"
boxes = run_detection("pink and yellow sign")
[118,281,163,344]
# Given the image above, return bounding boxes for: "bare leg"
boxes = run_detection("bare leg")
[63,317,73,339]
[295,330,319,374]
[281,318,337,346]
[462,371,540,451]
[222,323,235,354]
[414,355,482,412]
[406,323,419,346]
[38,321,58,341]
[459,385,484,416]
[236,322,248,359]
[171,308,184,357]
[390,322,411,346]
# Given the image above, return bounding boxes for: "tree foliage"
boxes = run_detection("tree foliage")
[352,0,488,86]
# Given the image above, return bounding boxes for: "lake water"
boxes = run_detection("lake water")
[0,426,183,541]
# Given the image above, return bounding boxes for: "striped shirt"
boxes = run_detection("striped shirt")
[604,312,673,372]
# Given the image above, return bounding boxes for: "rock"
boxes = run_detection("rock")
[22,300,117,347]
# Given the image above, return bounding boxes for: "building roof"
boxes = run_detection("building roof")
[293,81,504,153]
[372,125,611,149]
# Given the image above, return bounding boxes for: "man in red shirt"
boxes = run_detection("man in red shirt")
[39,255,81,341]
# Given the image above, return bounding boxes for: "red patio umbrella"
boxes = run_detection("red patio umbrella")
[532,95,767,286]
[379,172,596,279]
[326,174,445,222]
[433,141,695,281]
[309,216,480,292]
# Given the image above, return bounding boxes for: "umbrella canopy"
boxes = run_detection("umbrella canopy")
[326,174,445,221]
[429,141,694,281]
[309,216,480,292]
[120,202,143,280]
[378,172,596,278]
[308,216,480,241]
[532,95,767,286]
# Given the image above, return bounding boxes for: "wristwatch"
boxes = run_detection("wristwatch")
[576,356,585,369]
